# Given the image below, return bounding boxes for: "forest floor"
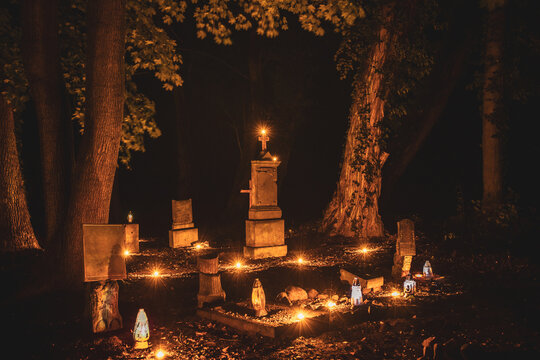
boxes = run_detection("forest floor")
[4,226,540,359]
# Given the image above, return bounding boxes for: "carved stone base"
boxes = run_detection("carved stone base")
[90,280,122,333]
[245,219,284,247]
[244,244,288,259]
[169,227,198,248]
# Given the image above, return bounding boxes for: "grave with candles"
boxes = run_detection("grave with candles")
[241,129,287,259]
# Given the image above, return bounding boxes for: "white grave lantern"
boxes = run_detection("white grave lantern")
[133,309,150,349]
[127,211,133,223]
[403,273,417,295]
[351,277,363,306]
[423,260,433,279]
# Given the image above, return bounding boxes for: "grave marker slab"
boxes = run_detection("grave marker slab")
[169,199,198,248]
[83,224,127,282]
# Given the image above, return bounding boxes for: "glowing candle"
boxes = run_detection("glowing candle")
[124,250,130,256]
[153,270,159,277]
[235,262,242,269]
[391,291,401,297]
[326,301,336,309]
[297,312,305,320]
[156,350,165,359]
[195,244,202,250]
[133,309,150,349]
[297,257,304,264]
[351,277,363,306]
[403,273,417,295]
[423,260,433,279]
[127,211,133,223]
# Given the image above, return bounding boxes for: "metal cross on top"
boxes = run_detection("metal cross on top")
[258,129,269,151]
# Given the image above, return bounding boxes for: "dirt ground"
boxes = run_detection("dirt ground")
[4,228,540,359]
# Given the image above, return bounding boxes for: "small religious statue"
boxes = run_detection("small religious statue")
[423,260,433,279]
[127,211,134,223]
[251,278,268,317]
[133,309,150,349]
[351,277,363,306]
[403,273,417,295]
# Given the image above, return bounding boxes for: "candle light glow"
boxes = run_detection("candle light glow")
[156,350,165,359]
[297,312,305,320]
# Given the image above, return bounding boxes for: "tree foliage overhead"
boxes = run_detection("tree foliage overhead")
[1,0,366,167]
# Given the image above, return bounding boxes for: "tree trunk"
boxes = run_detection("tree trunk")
[61,0,126,283]
[21,0,72,247]
[322,22,392,239]
[482,4,505,209]
[173,86,193,199]
[0,95,41,251]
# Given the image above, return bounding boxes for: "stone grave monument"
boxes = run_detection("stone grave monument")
[392,219,416,278]
[169,199,198,248]
[241,129,287,259]
[197,252,226,308]
[82,224,126,333]
[124,223,139,254]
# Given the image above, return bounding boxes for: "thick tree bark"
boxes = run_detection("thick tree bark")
[61,0,126,283]
[173,86,193,199]
[21,0,72,247]
[482,4,505,209]
[322,21,392,239]
[0,95,41,251]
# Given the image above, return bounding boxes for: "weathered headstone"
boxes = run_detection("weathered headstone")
[251,278,267,317]
[169,199,199,247]
[242,131,287,259]
[83,224,126,333]
[83,224,127,281]
[392,219,416,278]
[197,253,226,308]
[124,224,139,253]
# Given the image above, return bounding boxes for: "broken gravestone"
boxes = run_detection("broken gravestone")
[169,199,199,248]
[197,252,226,308]
[392,219,416,278]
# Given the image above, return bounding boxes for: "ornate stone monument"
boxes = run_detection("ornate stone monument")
[169,199,199,248]
[242,129,287,259]
[83,224,126,333]
[197,253,226,308]
[392,219,416,278]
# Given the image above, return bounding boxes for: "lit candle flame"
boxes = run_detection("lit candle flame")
[391,291,400,297]
[195,244,202,250]
[326,301,336,309]
[124,250,130,256]
[415,274,423,278]
[153,270,159,277]
[297,312,305,320]
[156,350,165,359]
[261,129,266,135]
[235,262,242,269]
[361,248,368,254]
[297,257,304,264]
[272,156,277,161]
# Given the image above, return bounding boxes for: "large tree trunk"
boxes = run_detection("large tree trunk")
[0,95,41,251]
[322,21,392,239]
[61,0,126,283]
[482,3,505,209]
[21,0,72,247]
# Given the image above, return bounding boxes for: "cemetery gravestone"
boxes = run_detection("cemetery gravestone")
[169,199,199,247]
[392,219,416,278]
[83,224,126,333]
[124,223,139,253]
[197,253,226,308]
[242,133,287,259]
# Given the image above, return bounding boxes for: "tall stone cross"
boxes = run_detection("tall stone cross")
[258,129,269,151]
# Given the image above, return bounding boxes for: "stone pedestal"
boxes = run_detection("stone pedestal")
[124,224,139,253]
[242,152,287,259]
[89,280,122,333]
[169,199,198,248]
[197,253,226,308]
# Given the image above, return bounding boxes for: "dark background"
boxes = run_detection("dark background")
[19,7,540,242]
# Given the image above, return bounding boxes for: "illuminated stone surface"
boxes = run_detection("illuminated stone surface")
[197,253,226,308]
[90,280,122,333]
[124,223,139,253]
[83,224,126,282]
[169,199,198,248]
[392,219,416,278]
[252,278,268,317]
[245,219,284,247]
[243,244,288,259]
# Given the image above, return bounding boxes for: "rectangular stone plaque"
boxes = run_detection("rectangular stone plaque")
[172,199,193,226]
[397,219,416,256]
[83,224,127,282]
[124,224,139,253]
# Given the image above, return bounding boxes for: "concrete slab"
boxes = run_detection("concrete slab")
[169,227,198,248]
